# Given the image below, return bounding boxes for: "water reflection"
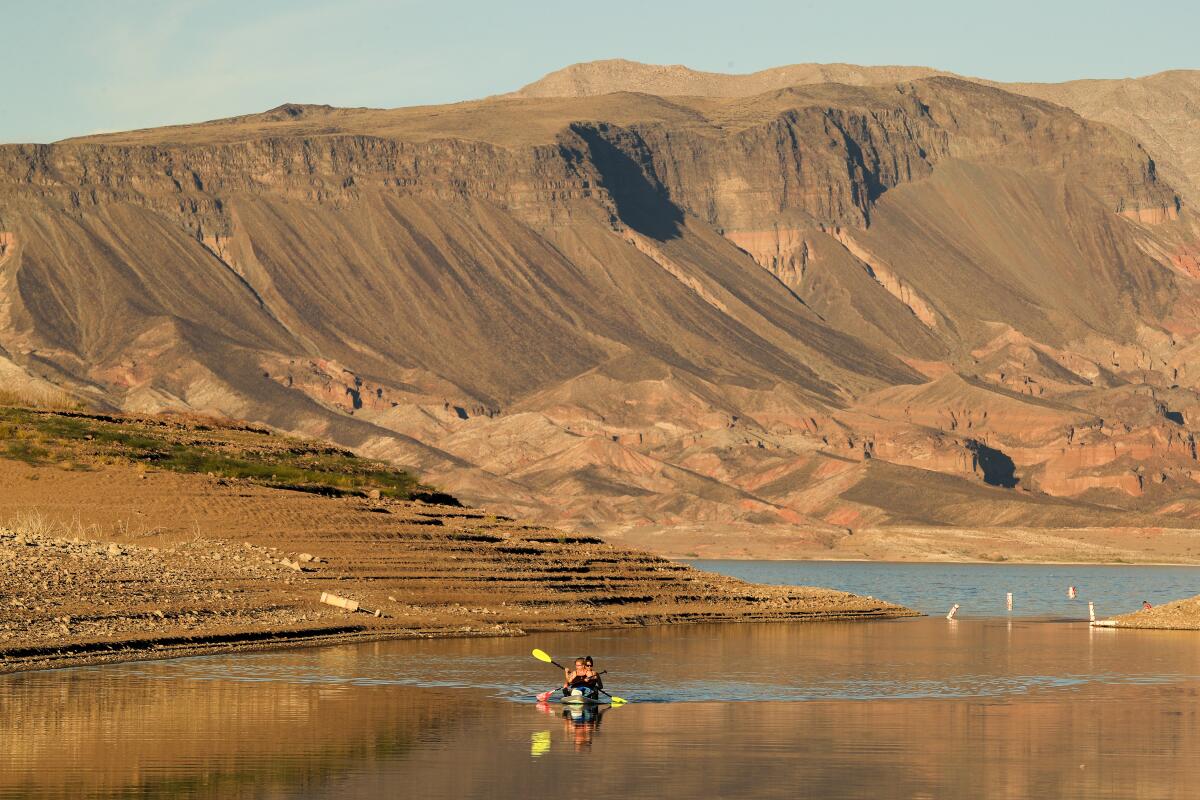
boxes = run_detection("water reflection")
[92,617,1200,702]
[535,700,611,753]
[0,670,463,799]
[2,619,1199,799]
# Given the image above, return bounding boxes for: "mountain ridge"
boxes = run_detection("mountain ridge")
[3,62,1200,559]
[514,59,1200,206]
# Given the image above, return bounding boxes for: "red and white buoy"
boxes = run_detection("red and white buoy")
[1068,586,1077,599]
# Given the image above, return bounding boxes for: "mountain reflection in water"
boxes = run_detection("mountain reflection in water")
[1,618,1198,799]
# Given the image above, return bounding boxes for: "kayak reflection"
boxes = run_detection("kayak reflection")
[535,700,612,752]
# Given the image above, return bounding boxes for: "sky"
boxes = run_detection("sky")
[2,0,1197,143]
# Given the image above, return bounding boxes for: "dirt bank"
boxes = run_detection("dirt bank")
[602,521,1200,564]
[0,456,913,675]
[1105,595,1200,630]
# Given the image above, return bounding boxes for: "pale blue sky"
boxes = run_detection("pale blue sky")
[2,0,1197,143]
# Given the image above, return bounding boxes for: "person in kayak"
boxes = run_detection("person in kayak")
[562,656,603,700]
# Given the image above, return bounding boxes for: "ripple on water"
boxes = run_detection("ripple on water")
[5,615,1200,800]
[78,616,1200,704]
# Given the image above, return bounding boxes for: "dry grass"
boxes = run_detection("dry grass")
[0,386,83,411]
[4,510,96,540]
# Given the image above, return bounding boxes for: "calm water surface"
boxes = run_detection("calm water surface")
[3,564,1200,799]
[692,559,1200,617]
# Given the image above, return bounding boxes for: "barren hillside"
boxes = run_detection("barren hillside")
[0,406,910,673]
[511,59,947,98]
[3,65,1200,558]
[518,60,1200,205]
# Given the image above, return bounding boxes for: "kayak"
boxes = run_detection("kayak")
[535,688,621,705]
[558,687,608,705]
[531,649,627,705]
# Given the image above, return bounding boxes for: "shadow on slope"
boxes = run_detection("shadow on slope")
[569,122,683,240]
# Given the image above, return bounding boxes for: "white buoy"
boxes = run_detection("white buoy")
[1088,601,1096,622]
[946,603,960,620]
[1068,586,1077,599]
[1006,592,1013,611]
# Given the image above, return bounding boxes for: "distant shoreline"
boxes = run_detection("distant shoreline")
[678,556,1200,567]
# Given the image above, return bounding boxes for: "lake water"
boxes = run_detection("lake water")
[692,559,1200,618]
[3,563,1200,799]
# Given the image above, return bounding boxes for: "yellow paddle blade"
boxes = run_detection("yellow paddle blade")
[608,696,628,705]
[532,648,553,663]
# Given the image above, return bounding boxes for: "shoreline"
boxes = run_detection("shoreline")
[678,556,1200,567]
[0,458,916,677]
[1102,594,1200,631]
[0,609,917,676]
[603,523,1200,565]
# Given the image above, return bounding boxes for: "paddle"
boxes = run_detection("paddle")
[532,648,628,705]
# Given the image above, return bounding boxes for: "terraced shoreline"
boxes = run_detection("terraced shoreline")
[0,496,913,674]
[0,409,914,674]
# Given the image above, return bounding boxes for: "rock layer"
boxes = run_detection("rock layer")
[2,68,1200,555]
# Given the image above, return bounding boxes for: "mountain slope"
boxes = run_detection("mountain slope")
[1005,71,1200,204]
[2,69,1200,557]
[516,60,1200,207]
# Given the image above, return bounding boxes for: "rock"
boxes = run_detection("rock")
[367,489,381,501]
[106,543,124,557]
[297,553,315,562]
[320,592,360,612]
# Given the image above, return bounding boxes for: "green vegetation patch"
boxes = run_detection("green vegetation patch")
[0,407,431,500]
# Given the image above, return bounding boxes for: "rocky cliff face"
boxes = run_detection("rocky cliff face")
[518,61,1200,207]
[2,69,1200,555]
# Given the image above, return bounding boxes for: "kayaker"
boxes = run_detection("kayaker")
[562,656,604,700]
